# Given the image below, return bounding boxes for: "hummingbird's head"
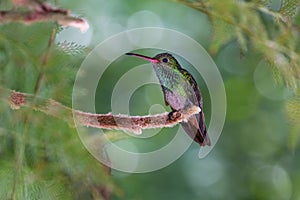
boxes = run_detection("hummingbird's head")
[153,53,181,69]
[126,52,181,69]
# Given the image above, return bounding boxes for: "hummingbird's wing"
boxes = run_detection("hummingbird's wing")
[178,68,203,107]
[178,68,211,146]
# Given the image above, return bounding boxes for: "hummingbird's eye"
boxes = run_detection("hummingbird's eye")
[162,58,168,63]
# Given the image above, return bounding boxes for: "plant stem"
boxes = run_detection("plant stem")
[34,26,56,95]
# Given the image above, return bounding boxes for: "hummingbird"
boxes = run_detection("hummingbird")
[126,52,211,146]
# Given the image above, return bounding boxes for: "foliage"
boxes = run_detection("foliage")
[0,21,112,199]
[178,0,300,89]
[1,0,300,200]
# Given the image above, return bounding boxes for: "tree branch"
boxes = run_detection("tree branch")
[0,87,201,135]
[0,1,89,32]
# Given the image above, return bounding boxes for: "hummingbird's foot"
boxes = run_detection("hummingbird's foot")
[168,110,181,121]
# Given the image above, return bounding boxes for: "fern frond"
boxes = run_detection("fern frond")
[210,19,235,54]
[57,40,86,55]
[26,181,69,200]
[0,162,15,199]
[279,0,300,19]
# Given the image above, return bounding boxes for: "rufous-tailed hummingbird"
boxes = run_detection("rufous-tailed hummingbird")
[126,52,210,146]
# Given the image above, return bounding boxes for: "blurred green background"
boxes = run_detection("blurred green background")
[0,0,299,199]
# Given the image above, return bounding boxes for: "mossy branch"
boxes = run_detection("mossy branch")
[0,87,201,134]
[0,0,89,32]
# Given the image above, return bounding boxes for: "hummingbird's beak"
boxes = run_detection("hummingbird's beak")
[126,53,159,63]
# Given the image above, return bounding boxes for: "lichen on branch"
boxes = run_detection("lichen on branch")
[0,0,89,32]
[1,87,201,135]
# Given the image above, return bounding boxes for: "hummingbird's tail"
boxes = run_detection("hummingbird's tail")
[198,111,211,146]
[181,111,211,146]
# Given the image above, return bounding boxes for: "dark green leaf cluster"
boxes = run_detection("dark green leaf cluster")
[0,22,111,199]
[179,0,300,89]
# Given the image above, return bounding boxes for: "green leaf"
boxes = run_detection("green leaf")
[286,95,300,149]
[0,162,15,199]
[279,0,300,19]
[252,0,272,6]
[235,27,248,54]
[210,19,235,54]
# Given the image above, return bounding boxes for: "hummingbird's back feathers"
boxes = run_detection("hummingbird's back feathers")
[178,68,203,108]
[177,69,210,146]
